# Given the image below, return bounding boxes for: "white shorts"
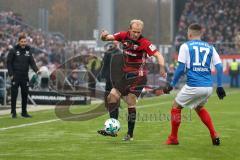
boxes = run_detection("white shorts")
[175,84,213,109]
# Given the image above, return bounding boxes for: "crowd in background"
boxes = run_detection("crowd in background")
[1,5,240,74]
[175,0,240,54]
[0,11,62,70]
[0,7,239,98]
[0,11,103,104]
[0,11,100,74]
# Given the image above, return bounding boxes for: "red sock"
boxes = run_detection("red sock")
[197,107,217,138]
[170,108,182,138]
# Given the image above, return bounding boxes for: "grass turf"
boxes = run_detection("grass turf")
[0,88,239,160]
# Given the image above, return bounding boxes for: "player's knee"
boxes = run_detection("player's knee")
[107,93,118,103]
[172,100,182,109]
[195,106,204,112]
[107,89,120,103]
[126,93,137,106]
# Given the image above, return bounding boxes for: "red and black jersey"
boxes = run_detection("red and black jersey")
[113,31,157,73]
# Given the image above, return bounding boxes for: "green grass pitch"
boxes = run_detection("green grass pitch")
[0,88,239,160]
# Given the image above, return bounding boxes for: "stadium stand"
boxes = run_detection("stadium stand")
[0,11,101,71]
[0,11,67,69]
[175,0,240,54]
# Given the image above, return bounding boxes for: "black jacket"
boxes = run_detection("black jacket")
[101,48,121,81]
[7,44,38,79]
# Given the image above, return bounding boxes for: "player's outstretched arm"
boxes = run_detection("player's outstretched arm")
[171,62,185,88]
[215,63,226,100]
[153,51,166,78]
[100,30,115,41]
[161,62,185,94]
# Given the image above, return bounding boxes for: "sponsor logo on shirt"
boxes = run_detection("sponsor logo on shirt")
[124,51,137,56]
[149,44,156,51]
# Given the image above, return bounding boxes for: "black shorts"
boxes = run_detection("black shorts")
[114,73,147,97]
[110,53,147,97]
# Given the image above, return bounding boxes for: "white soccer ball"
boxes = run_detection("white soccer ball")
[104,118,121,134]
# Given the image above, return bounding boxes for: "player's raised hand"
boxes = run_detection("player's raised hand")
[100,30,109,41]
[216,87,226,100]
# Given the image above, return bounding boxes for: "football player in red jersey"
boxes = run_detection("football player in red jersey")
[97,19,166,141]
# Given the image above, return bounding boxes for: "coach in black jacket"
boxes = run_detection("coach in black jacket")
[7,33,39,118]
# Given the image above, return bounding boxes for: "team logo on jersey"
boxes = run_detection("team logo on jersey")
[149,44,156,51]
[133,45,138,50]
[25,51,30,56]
[122,40,139,50]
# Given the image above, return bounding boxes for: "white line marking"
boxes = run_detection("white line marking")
[0,90,238,131]
[0,119,59,131]
[0,101,171,131]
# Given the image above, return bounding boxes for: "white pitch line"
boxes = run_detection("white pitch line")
[137,101,172,109]
[0,101,171,132]
[0,119,59,131]
[0,90,238,132]
[0,116,7,119]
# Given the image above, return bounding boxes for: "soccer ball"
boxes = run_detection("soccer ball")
[104,118,120,134]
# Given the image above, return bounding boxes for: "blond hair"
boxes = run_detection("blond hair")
[129,19,144,29]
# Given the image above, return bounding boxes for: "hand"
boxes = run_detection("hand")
[162,84,173,94]
[216,87,226,100]
[36,70,41,75]
[153,89,164,96]
[100,30,109,41]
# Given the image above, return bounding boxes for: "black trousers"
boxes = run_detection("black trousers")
[11,78,29,114]
[230,73,239,87]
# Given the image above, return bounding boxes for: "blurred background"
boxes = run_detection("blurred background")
[0,0,239,106]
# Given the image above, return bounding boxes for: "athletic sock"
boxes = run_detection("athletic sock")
[108,103,119,120]
[197,107,217,138]
[170,108,182,138]
[127,108,136,137]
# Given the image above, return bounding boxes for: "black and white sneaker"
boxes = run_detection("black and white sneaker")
[122,134,133,141]
[97,129,117,137]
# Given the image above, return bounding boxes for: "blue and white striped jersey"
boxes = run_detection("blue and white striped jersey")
[178,40,222,87]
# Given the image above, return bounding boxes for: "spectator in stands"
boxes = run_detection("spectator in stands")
[235,30,240,53]
[166,63,175,84]
[0,62,5,105]
[88,58,97,97]
[67,69,81,88]
[229,59,239,88]
[39,66,50,90]
[0,11,66,69]
[175,0,240,54]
